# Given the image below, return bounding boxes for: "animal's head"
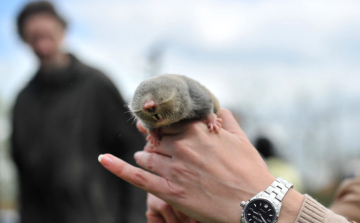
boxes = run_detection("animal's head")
[130,75,190,129]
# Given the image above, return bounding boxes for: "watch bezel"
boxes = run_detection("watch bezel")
[240,196,280,223]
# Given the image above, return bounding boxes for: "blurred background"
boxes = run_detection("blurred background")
[1,0,360,222]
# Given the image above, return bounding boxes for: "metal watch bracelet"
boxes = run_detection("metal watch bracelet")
[240,177,294,223]
[261,177,294,207]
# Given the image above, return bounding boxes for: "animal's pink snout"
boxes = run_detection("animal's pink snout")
[143,99,157,113]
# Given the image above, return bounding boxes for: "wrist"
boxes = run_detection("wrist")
[277,189,304,223]
[235,175,276,222]
[240,177,303,223]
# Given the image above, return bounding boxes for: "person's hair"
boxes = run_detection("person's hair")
[16,1,67,40]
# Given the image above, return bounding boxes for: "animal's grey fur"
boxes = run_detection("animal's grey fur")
[130,74,219,130]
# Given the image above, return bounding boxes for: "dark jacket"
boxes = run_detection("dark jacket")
[11,54,146,223]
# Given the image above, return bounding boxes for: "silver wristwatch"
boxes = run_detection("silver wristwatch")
[240,177,293,223]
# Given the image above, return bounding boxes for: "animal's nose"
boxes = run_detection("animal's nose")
[143,99,157,113]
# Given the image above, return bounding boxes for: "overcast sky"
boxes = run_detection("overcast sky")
[1,0,360,104]
[1,0,360,189]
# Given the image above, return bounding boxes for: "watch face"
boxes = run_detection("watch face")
[244,199,277,223]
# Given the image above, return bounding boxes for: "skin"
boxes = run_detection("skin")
[22,13,69,70]
[99,109,304,223]
[146,193,197,223]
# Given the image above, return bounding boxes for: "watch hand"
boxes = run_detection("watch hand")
[259,213,267,223]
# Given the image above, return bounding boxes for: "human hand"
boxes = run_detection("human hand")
[99,109,303,223]
[146,193,197,223]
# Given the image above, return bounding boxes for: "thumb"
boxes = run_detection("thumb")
[136,120,148,133]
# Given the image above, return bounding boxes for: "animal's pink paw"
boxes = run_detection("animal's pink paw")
[206,113,222,133]
[146,131,160,146]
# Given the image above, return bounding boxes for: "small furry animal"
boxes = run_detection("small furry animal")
[129,74,222,145]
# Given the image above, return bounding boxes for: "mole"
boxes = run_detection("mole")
[129,74,222,145]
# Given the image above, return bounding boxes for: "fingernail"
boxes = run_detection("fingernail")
[98,154,103,162]
[98,154,113,167]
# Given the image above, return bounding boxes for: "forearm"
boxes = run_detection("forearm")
[278,189,304,223]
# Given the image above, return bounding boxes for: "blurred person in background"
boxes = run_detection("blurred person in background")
[11,1,146,223]
[254,136,304,193]
[330,176,360,222]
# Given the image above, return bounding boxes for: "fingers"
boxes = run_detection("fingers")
[147,193,181,223]
[134,151,172,177]
[146,211,166,223]
[172,208,197,223]
[147,193,197,223]
[98,154,169,198]
[146,208,179,223]
[156,121,208,158]
[136,120,148,133]
[144,140,175,158]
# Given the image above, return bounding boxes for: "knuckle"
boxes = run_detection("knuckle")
[131,169,147,187]
[137,152,154,171]
[145,210,153,218]
[145,211,161,223]
[166,181,186,200]
[158,202,172,212]
[145,153,154,171]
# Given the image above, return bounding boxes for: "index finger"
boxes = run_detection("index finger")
[98,154,171,199]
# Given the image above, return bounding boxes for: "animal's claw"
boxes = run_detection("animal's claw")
[147,131,160,146]
[206,114,222,133]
